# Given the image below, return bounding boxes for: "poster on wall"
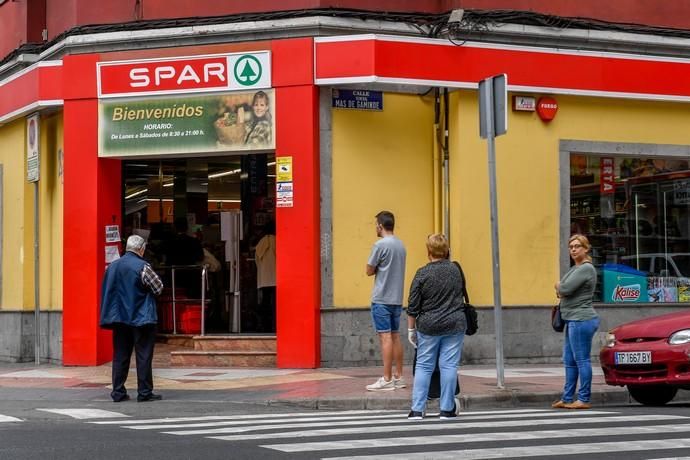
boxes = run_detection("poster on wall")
[98,89,275,157]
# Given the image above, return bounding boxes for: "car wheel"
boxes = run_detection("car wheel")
[627,385,678,406]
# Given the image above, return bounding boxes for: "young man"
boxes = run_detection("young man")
[366,210,407,391]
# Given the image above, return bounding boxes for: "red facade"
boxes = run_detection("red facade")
[6,1,690,64]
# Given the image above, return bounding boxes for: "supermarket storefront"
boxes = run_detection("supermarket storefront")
[2,31,690,366]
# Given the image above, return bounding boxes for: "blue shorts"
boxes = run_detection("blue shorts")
[371,303,402,333]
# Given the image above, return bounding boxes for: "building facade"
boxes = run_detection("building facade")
[1,0,689,366]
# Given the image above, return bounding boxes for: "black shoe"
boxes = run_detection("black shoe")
[112,394,130,403]
[137,393,163,402]
[407,410,424,420]
[439,410,457,420]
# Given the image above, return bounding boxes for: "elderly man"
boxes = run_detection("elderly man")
[100,235,164,402]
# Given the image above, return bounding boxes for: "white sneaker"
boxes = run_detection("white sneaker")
[393,376,407,389]
[366,377,395,391]
[454,397,461,415]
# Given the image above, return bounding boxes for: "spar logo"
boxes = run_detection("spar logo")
[612,284,642,302]
[98,52,271,97]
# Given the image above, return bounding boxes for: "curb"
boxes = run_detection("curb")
[265,388,631,411]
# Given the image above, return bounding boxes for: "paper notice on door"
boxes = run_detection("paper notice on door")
[105,245,121,263]
[105,225,120,243]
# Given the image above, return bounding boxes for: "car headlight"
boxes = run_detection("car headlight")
[605,332,616,348]
[669,329,690,345]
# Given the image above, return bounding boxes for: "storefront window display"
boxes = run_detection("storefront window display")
[570,154,690,304]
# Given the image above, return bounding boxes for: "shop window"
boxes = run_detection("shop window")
[570,154,690,304]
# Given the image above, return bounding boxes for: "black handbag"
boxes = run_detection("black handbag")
[452,261,478,336]
[551,304,565,332]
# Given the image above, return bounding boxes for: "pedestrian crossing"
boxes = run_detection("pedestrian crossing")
[89,407,690,458]
[4,407,690,458]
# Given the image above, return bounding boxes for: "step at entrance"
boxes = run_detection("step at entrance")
[169,335,276,367]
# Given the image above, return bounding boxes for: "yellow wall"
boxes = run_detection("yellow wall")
[332,90,690,308]
[452,91,690,306]
[0,119,29,309]
[39,113,64,311]
[0,113,63,311]
[332,93,436,307]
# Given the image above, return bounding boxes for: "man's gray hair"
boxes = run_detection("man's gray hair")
[126,234,146,252]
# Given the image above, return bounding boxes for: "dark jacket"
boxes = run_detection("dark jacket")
[407,259,466,336]
[100,251,158,328]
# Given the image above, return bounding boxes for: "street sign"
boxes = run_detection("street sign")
[27,113,40,182]
[479,74,507,138]
[332,89,383,111]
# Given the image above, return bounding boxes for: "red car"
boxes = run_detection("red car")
[600,310,690,406]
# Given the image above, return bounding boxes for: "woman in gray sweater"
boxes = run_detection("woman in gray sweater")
[406,234,466,420]
[552,234,600,410]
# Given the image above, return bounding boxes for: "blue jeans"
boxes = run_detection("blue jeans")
[562,317,600,403]
[411,331,464,413]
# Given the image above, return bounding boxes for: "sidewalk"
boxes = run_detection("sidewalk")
[0,343,632,410]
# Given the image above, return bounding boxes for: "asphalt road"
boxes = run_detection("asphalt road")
[2,388,690,459]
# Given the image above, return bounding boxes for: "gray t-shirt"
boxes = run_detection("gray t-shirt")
[368,235,406,305]
[559,262,598,321]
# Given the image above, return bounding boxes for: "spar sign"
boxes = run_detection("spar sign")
[97,52,271,98]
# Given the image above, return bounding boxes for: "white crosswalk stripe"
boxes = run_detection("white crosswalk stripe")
[0,414,22,422]
[264,423,690,452]
[75,407,690,458]
[208,414,682,441]
[90,409,401,426]
[124,409,583,432]
[326,439,690,460]
[646,457,690,460]
[37,408,129,419]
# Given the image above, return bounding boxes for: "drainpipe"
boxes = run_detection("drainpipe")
[432,88,442,233]
[442,88,450,240]
[432,88,451,237]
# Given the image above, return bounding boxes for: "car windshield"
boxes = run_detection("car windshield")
[672,255,690,278]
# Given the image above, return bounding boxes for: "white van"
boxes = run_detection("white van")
[620,253,690,278]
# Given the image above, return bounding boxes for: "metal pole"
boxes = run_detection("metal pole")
[34,182,40,365]
[483,79,505,389]
[663,192,668,264]
[634,194,640,270]
[201,265,206,336]
[172,267,177,334]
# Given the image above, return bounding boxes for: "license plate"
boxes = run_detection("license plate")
[615,351,652,365]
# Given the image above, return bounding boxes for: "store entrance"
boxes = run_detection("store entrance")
[122,154,276,335]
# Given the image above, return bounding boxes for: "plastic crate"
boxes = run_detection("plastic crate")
[176,304,202,334]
